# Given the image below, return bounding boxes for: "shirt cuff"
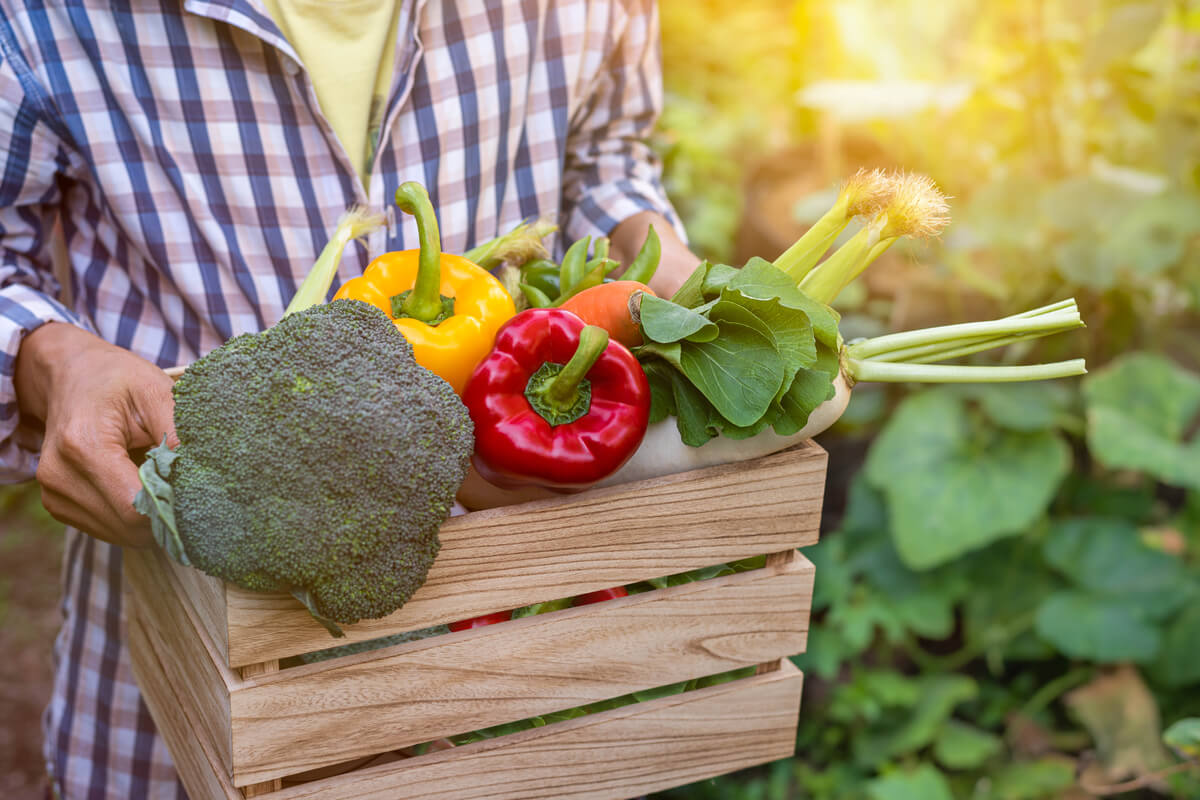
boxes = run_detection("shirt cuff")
[563,176,688,247]
[0,284,88,482]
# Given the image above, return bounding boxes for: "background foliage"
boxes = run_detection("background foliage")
[651,0,1200,797]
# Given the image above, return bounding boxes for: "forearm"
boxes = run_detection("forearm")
[14,321,98,423]
[609,210,700,299]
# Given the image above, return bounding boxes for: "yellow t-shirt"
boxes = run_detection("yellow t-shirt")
[262,0,402,186]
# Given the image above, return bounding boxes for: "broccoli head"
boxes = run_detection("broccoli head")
[135,299,473,636]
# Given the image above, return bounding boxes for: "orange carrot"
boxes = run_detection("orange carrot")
[559,280,655,348]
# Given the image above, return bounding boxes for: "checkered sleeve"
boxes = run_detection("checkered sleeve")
[0,53,88,483]
[560,0,685,244]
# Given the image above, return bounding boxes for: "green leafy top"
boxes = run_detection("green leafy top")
[634,258,841,445]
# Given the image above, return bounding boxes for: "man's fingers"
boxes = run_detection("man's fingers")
[126,373,178,450]
[47,415,159,548]
[36,450,153,547]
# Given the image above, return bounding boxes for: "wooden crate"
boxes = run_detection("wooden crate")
[124,442,826,799]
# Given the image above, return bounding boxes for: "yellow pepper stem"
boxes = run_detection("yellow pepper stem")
[394,182,454,325]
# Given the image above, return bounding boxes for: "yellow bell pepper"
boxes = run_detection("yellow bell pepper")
[334,182,516,394]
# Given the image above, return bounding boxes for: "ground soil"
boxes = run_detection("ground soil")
[1,483,64,800]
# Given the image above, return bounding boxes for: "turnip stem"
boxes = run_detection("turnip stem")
[846,358,1087,384]
[905,331,1063,364]
[895,332,1047,364]
[847,311,1083,360]
[1008,299,1076,319]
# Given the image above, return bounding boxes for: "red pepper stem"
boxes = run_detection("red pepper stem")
[547,325,609,407]
[394,182,447,323]
[524,325,610,426]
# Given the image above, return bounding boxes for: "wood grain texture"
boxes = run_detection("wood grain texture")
[124,547,237,772]
[239,663,284,796]
[127,613,242,800]
[227,555,814,786]
[222,442,827,666]
[243,779,283,797]
[270,662,805,800]
[161,550,230,663]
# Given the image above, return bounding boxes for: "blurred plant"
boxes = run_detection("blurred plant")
[653,2,1200,797]
[655,356,1200,799]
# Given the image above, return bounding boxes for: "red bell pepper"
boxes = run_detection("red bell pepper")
[462,308,650,490]
[572,587,629,606]
[448,610,513,632]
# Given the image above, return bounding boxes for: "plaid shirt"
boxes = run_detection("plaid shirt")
[0,1,678,797]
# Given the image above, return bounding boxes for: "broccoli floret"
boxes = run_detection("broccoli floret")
[136,299,473,636]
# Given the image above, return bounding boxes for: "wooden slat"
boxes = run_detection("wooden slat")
[124,547,237,772]
[161,551,230,663]
[227,555,814,786]
[127,613,241,800]
[240,663,284,797]
[272,662,805,800]
[223,442,827,666]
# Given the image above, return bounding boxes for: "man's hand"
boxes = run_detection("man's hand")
[14,322,177,547]
[610,211,701,299]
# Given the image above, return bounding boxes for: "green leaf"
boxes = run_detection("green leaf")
[728,258,840,347]
[933,719,1003,769]
[1084,353,1200,490]
[644,362,675,423]
[987,757,1076,800]
[700,262,740,296]
[678,322,784,426]
[133,439,190,567]
[669,260,712,308]
[865,765,953,800]
[960,382,1075,433]
[668,368,724,447]
[854,674,978,766]
[1034,590,1161,662]
[1155,604,1200,688]
[864,390,1071,569]
[511,597,573,618]
[962,539,1062,668]
[1164,718,1200,759]
[775,343,839,435]
[1104,191,1200,275]
[1043,517,1189,620]
[1054,235,1123,290]
[714,293,816,384]
[638,293,719,344]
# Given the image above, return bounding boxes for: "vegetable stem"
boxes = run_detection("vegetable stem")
[283,206,384,318]
[547,325,610,406]
[524,325,610,426]
[796,223,883,304]
[395,182,449,323]
[846,358,1087,383]
[774,196,855,282]
[773,168,894,281]
[847,311,1082,360]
